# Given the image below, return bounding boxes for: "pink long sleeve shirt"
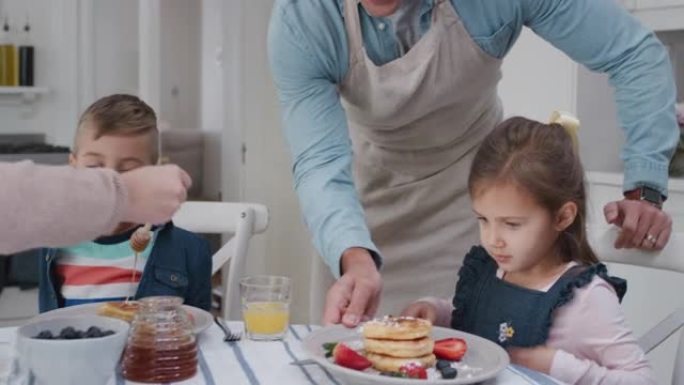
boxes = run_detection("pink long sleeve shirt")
[0,161,127,254]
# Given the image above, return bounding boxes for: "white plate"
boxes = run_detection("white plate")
[31,302,213,335]
[302,325,509,385]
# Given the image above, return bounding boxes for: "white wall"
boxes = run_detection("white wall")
[659,30,684,102]
[499,28,577,121]
[92,0,139,98]
[576,66,625,173]
[200,0,223,201]
[159,0,200,131]
[222,0,314,323]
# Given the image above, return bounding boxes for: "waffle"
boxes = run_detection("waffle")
[96,301,140,322]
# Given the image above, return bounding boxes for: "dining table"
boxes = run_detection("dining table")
[0,322,563,385]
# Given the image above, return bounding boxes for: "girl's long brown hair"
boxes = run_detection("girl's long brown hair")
[468,117,598,265]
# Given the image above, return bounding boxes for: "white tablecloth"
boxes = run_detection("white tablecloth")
[0,323,561,385]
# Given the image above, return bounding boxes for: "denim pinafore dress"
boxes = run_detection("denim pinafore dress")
[451,246,626,347]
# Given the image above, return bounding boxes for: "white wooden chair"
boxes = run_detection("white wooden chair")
[587,225,684,384]
[172,201,269,320]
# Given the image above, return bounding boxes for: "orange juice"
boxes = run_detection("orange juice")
[242,301,289,336]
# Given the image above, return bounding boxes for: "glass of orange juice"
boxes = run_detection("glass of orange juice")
[240,275,291,341]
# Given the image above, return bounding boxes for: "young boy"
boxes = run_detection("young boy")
[38,94,211,311]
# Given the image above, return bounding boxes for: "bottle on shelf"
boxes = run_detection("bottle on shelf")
[18,17,33,86]
[0,18,17,86]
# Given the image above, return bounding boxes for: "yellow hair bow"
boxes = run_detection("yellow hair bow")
[549,110,579,152]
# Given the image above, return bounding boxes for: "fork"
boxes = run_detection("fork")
[213,315,242,342]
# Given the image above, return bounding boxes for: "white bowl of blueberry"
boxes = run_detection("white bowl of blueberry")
[15,315,130,385]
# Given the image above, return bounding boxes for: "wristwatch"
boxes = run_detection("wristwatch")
[624,186,664,209]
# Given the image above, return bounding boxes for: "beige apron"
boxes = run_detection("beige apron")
[310,0,503,320]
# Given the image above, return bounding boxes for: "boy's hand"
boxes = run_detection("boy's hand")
[507,345,556,374]
[400,301,438,324]
[120,165,192,225]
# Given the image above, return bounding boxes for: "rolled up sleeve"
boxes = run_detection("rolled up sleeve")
[524,0,678,196]
[268,1,381,276]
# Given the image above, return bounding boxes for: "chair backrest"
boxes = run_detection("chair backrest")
[173,201,269,320]
[587,225,684,384]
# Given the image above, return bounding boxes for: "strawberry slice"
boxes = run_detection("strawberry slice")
[332,343,372,371]
[399,362,427,379]
[433,338,467,361]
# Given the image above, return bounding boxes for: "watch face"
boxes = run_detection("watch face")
[642,187,663,205]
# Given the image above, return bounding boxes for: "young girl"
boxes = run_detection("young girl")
[402,116,655,384]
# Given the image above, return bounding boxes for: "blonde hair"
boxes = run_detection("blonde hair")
[75,94,159,162]
[468,116,598,265]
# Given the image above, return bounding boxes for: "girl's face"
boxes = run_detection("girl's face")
[471,182,565,275]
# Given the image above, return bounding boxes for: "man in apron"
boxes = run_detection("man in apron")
[268,0,678,326]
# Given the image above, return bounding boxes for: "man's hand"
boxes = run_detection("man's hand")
[604,199,672,250]
[322,247,382,327]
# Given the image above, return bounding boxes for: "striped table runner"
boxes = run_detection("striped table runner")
[0,324,562,385]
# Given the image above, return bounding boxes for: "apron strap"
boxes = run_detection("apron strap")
[343,0,365,63]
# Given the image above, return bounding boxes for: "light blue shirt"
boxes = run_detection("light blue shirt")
[268,0,679,275]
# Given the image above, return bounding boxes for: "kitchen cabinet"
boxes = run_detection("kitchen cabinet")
[0,86,48,103]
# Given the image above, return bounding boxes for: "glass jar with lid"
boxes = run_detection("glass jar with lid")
[120,296,197,382]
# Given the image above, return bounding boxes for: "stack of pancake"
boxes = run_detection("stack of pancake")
[362,316,436,372]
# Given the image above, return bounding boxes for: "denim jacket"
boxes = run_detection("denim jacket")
[39,222,212,312]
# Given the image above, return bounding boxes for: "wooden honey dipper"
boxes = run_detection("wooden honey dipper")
[130,223,153,253]
[125,138,164,303]
[125,223,152,303]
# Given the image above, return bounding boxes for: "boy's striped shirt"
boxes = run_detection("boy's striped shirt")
[55,228,157,307]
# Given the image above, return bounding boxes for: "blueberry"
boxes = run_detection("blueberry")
[441,367,458,379]
[59,326,78,339]
[59,327,75,336]
[35,330,54,339]
[436,360,451,370]
[101,330,115,337]
[85,326,103,338]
